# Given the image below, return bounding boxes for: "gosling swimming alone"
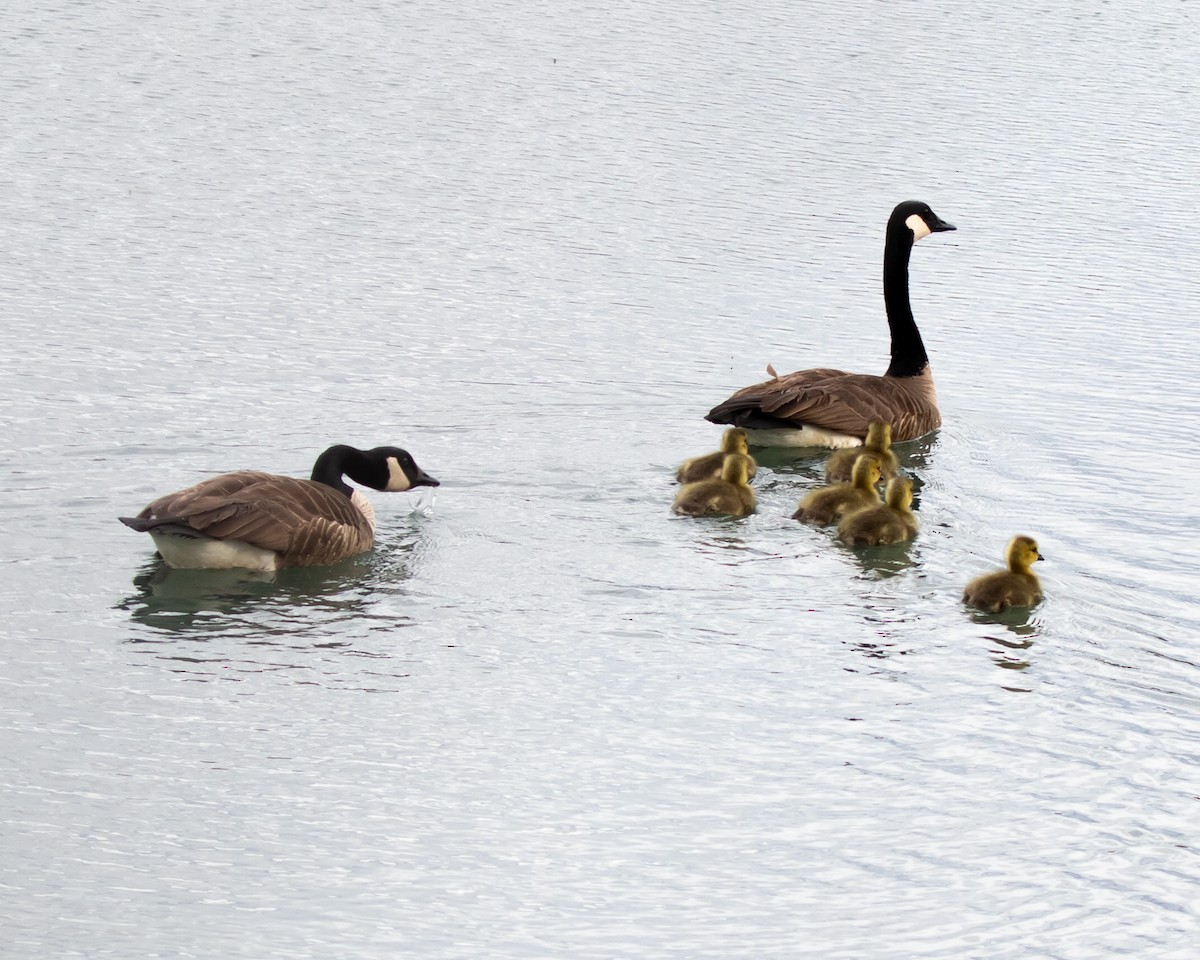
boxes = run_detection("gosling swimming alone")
[676,428,757,484]
[962,535,1044,612]
[672,453,757,517]
[793,454,882,526]
[837,475,918,545]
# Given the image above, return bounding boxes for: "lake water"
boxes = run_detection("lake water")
[3,0,1199,956]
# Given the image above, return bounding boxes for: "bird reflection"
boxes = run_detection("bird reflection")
[843,539,918,579]
[968,605,1044,636]
[756,431,939,481]
[117,526,424,640]
[965,609,1044,685]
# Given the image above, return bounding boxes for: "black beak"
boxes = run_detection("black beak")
[1035,551,1045,561]
[414,470,440,488]
[930,216,956,233]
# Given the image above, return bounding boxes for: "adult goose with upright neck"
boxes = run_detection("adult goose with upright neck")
[705,200,955,448]
[120,444,440,571]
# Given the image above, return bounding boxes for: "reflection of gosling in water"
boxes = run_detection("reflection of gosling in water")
[676,428,756,483]
[962,535,1044,612]
[792,454,882,526]
[837,476,918,545]
[673,453,757,517]
[823,420,899,484]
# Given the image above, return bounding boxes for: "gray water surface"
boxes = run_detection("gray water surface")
[3,1,1200,957]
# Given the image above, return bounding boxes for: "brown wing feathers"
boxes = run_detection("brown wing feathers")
[714,369,939,441]
[137,474,371,567]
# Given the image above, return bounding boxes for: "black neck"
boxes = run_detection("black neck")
[310,445,371,497]
[882,224,929,378]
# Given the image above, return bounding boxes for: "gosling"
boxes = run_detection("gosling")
[962,535,1045,612]
[792,454,882,526]
[837,476,918,545]
[672,453,757,517]
[823,420,899,484]
[676,428,756,484]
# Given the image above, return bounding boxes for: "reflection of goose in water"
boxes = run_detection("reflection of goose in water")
[116,520,429,684]
[120,444,439,571]
[119,556,419,687]
[119,529,421,626]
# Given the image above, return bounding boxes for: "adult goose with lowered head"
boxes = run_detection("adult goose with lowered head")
[706,200,955,447]
[120,444,439,571]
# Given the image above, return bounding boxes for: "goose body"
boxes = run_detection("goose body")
[792,454,882,526]
[706,201,955,447]
[119,444,439,571]
[676,428,757,484]
[823,420,899,484]
[962,535,1044,612]
[673,453,757,517]
[837,476,918,545]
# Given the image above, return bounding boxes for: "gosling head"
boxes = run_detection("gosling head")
[1006,535,1044,572]
[721,453,756,486]
[864,420,892,452]
[891,200,956,243]
[720,428,750,456]
[850,454,883,489]
[884,476,913,511]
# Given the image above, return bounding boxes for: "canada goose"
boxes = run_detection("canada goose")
[962,535,1044,612]
[676,428,757,483]
[837,475,918,545]
[119,444,440,571]
[706,200,955,447]
[793,454,883,526]
[672,453,756,517]
[823,420,899,484]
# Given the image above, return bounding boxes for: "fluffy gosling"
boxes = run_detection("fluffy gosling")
[823,420,899,484]
[837,476,918,545]
[672,453,757,517]
[676,428,756,484]
[962,535,1045,612]
[793,454,882,526]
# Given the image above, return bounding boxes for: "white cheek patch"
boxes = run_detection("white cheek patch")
[905,213,932,241]
[385,457,413,492]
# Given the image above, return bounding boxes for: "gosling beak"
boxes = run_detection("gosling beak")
[1035,551,1045,561]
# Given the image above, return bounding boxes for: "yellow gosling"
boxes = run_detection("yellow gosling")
[672,453,757,518]
[962,535,1045,612]
[837,476,918,545]
[793,454,882,526]
[676,428,756,484]
[823,420,899,484]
